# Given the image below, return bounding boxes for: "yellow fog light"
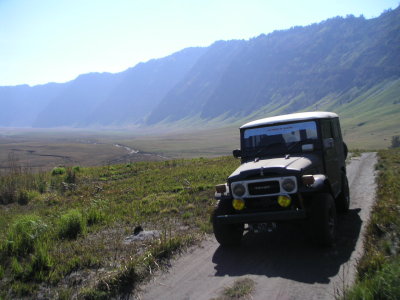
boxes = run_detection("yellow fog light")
[232,199,245,210]
[278,195,292,208]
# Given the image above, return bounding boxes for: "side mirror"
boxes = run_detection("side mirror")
[232,149,242,158]
[323,138,334,149]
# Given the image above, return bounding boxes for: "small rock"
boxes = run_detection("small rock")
[123,230,160,244]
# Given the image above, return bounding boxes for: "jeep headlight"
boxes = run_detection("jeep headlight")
[232,183,246,197]
[281,178,296,193]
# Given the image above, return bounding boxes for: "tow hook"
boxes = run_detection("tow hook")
[249,222,277,233]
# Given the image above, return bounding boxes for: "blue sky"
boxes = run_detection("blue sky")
[0,0,398,86]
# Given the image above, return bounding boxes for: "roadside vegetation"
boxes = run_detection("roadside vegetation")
[344,148,400,299]
[212,277,256,300]
[0,155,239,299]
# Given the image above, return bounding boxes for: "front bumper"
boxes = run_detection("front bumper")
[215,209,307,224]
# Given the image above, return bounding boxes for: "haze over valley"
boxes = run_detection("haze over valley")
[0,7,400,164]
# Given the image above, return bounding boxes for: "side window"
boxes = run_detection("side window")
[321,120,333,138]
[332,119,341,139]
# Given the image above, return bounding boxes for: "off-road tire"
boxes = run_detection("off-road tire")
[310,193,337,247]
[336,174,350,213]
[212,200,243,246]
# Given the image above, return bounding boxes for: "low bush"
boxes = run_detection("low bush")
[65,168,76,184]
[51,167,66,176]
[391,135,400,148]
[29,244,52,280]
[86,208,105,226]
[0,176,17,204]
[58,209,86,239]
[17,189,39,205]
[5,215,48,256]
[346,258,400,300]
[11,257,24,279]
[37,180,47,194]
[345,149,400,299]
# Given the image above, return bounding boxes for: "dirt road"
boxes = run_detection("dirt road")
[138,152,377,300]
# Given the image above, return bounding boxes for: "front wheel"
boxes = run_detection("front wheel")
[310,193,337,247]
[212,200,243,247]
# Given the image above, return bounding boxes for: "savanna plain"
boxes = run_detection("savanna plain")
[0,128,399,299]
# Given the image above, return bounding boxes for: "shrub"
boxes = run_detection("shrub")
[86,208,105,226]
[0,176,18,204]
[17,190,39,205]
[5,215,47,256]
[0,264,4,279]
[58,209,86,239]
[346,258,400,300]
[51,167,66,176]
[37,181,47,194]
[29,244,52,278]
[11,257,24,278]
[391,135,400,148]
[65,168,76,184]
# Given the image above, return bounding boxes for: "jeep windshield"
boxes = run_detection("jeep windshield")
[242,121,318,158]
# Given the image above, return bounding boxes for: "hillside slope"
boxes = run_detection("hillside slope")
[148,7,400,124]
[32,47,206,127]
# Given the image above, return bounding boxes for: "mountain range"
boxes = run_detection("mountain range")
[0,6,399,132]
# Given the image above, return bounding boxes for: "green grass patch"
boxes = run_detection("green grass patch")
[0,155,239,298]
[58,209,86,239]
[51,166,66,176]
[3,214,48,256]
[344,148,400,299]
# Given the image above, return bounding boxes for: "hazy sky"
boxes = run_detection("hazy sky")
[1,0,398,86]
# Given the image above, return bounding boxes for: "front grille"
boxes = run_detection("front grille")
[245,196,280,210]
[248,181,280,195]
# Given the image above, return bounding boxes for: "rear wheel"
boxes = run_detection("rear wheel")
[336,174,350,213]
[310,193,337,246]
[212,200,243,246]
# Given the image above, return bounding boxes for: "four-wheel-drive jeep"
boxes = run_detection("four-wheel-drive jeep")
[212,112,349,247]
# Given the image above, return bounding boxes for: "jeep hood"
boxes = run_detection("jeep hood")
[228,154,321,181]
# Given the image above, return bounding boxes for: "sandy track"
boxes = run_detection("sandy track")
[137,153,377,300]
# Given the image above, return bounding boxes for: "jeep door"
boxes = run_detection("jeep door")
[320,119,341,198]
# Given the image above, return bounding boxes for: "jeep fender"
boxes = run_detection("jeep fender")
[305,174,332,193]
[214,183,232,201]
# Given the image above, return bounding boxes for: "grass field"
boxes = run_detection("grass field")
[343,148,400,299]
[0,155,239,299]
[1,131,400,298]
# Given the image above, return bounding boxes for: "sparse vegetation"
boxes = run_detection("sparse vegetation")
[0,154,239,298]
[58,209,86,239]
[391,135,400,148]
[344,148,400,299]
[51,166,66,175]
[213,277,256,300]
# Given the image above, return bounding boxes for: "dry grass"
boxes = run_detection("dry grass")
[212,277,256,300]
